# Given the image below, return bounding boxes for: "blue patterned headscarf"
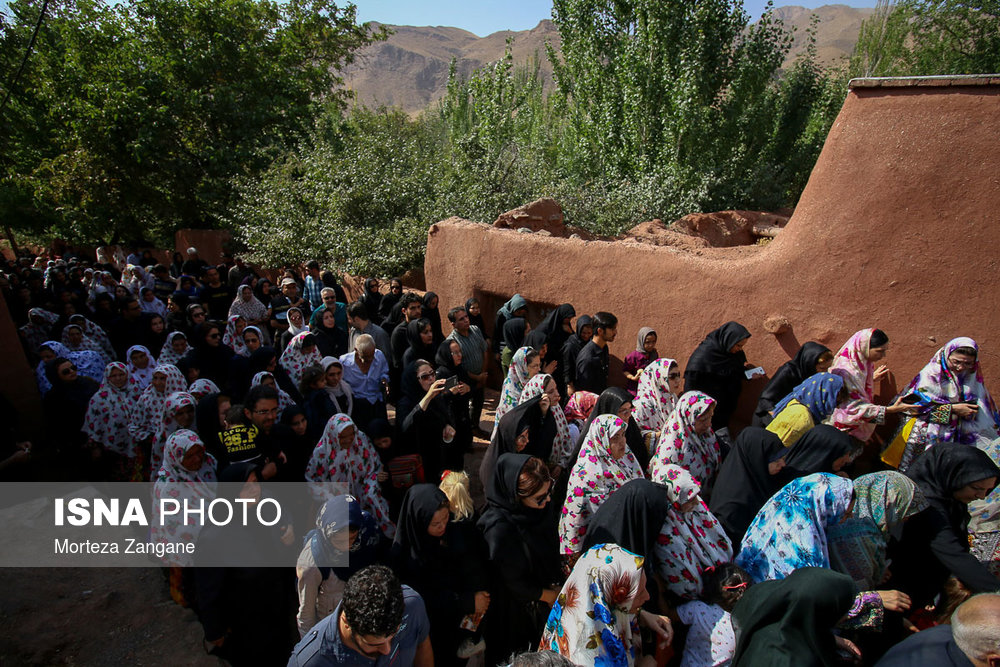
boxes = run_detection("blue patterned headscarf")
[772,372,844,423]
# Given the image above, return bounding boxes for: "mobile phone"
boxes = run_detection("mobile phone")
[444,376,459,390]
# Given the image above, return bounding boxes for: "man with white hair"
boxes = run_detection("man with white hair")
[181,246,208,277]
[339,334,388,432]
[876,593,1000,666]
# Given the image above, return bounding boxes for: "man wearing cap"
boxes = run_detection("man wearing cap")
[271,277,311,334]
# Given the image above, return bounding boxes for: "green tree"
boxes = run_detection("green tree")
[851,1,1000,77]
[0,0,382,245]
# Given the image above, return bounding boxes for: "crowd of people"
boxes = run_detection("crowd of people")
[3,245,1000,667]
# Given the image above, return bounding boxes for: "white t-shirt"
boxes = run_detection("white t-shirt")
[677,600,735,667]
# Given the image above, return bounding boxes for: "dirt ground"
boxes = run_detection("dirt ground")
[0,394,499,666]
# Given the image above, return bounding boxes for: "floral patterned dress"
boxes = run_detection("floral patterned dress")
[188,378,220,400]
[222,315,249,357]
[129,364,186,443]
[559,415,644,554]
[280,331,322,387]
[632,358,679,435]
[158,331,189,367]
[651,464,733,600]
[151,429,218,566]
[493,346,534,434]
[649,391,720,487]
[150,391,197,475]
[541,543,646,667]
[305,414,394,538]
[83,362,139,464]
[520,373,574,470]
[125,345,157,392]
[829,328,883,442]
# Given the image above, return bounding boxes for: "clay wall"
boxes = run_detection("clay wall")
[424,77,1000,433]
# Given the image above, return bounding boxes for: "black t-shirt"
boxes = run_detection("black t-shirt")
[575,341,609,394]
[199,283,233,321]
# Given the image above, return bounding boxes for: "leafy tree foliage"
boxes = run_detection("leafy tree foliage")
[0,0,382,245]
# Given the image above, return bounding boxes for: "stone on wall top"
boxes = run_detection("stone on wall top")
[849,74,1000,89]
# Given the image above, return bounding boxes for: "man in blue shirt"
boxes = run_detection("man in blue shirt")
[288,565,432,667]
[304,260,325,311]
[339,334,389,432]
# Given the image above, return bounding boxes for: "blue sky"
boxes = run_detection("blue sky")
[353,1,879,37]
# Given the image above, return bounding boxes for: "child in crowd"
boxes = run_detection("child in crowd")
[676,563,752,667]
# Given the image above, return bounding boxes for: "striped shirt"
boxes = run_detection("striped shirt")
[446,325,487,375]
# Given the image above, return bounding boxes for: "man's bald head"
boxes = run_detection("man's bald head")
[953,593,1000,665]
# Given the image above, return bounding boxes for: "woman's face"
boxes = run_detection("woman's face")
[953,477,996,504]
[449,342,463,365]
[693,405,715,434]
[311,374,327,391]
[419,324,433,346]
[57,361,77,383]
[152,372,167,393]
[629,570,650,613]
[544,378,560,406]
[608,429,627,459]
[515,428,530,452]
[289,310,303,327]
[374,436,392,450]
[172,336,188,354]
[143,290,155,302]
[867,345,888,363]
[561,318,573,334]
[181,445,205,472]
[265,357,277,373]
[108,367,128,389]
[190,309,206,325]
[329,526,359,553]
[338,425,356,449]
[427,506,450,538]
[241,287,253,302]
[580,325,593,343]
[643,333,657,353]
[67,327,83,346]
[521,480,552,509]
[322,310,336,328]
[417,364,435,392]
[526,355,542,379]
[39,348,56,363]
[115,286,129,299]
[616,402,633,423]
[289,413,308,437]
[667,364,683,395]
[175,405,195,429]
[260,376,276,389]
[244,331,261,351]
[150,317,165,334]
[815,352,834,374]
[367,280,380,294]
[326,364,343,387]
[831,451,855,473]
[234,318,246,335]
[131,350,150,369]
[205,328,221,347]
[946,352,977,376]
[467,301,480,316]
[427,296,438,310]
[729,338,749,354]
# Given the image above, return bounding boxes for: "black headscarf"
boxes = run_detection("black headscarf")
[753,342,831,426]
[524,329,547,355]
[581,478,671,558]
[360,278,382,319]
[464,297,486,332]
[195,392,225,447]
[403,318,436,368]
[536,304,576,363]
[392,484,448,566]
[421,292,444,346]
[775,424,855,486]
[309,305,348,358]
[709,427,786,546]
[434,338,471,385]
[477,453,559,571]
[685,321,751,377]
[572,387,648,471]
[503,317,528,352]
[377,279,403,323]
[731,567,856,667]
[479,397,546,497]
[907,442,1000,505]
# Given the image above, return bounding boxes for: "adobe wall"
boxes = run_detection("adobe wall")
[424,77,1000,432]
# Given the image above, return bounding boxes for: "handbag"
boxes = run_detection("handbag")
[881,417,916,468]
[388,454,425,489]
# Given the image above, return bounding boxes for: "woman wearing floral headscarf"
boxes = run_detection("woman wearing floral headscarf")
[35,340,105,395]
[735,473,854,583]
[632,358,682,436]
[61,322,111,364]
[766,373,845,448]
[559,415,644,556]
[125,344,156,392]
[970,438,1000,577]
[305,414,394,538]
[129,364,186,451]
[280,331,322,388]
[541,543,673,667]
[68,313,115,361]
[83,362,141,480]
[150,391,197,475]
[521,373,575,474]
[650,392,720,490]
[829,328,914,442]
[650,464,733,600]
[493,346,542,435]
[222,315,249,357]
[893,337,1000,471]
[229,283,270,335]
[187,378,220,401]
[157,331,189,367]
[564,390,598,444]
[151,429,218,567]
[20,308,60,355]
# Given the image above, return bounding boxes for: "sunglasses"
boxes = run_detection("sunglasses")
[59,365,78,376]
[417,372,435,381]
[208,333,221,339]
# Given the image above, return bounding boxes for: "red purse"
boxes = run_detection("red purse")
[387,454,425,489]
